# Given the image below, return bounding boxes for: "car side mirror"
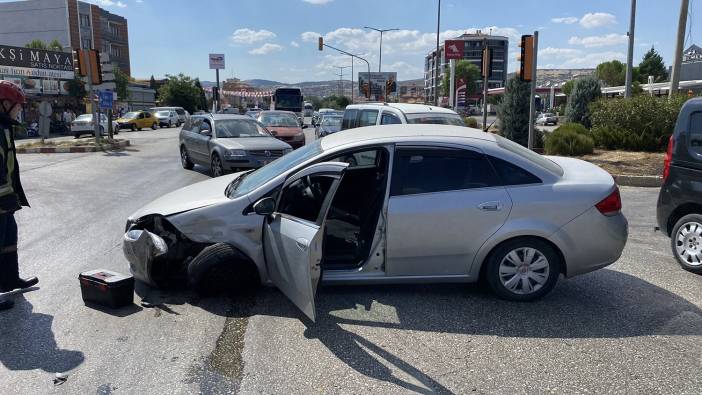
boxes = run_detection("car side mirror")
[201,129,212,137]
[302,124,308,129]
[253,197,276,216]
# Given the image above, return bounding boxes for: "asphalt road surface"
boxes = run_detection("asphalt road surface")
[2,127,702,394]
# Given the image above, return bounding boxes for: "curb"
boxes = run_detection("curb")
[16,140,130,154]
[613,174,662,188]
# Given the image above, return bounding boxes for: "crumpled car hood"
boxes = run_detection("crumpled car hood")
[129,172,243,219]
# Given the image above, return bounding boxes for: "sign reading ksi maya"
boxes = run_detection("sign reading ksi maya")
[0,44,74,79]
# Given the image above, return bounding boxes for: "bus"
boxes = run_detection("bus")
[271,87,304,123]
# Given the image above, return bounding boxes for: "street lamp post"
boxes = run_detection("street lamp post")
[364,26,399,72]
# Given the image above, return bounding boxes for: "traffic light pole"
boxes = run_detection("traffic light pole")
[85,56,100,145]
[527,31,538,150]
[321,43,371,99]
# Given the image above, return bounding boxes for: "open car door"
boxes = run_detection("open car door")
[263,161,349,321]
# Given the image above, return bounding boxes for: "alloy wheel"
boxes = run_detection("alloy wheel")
[181,147,189,166]
[498,247,550,295]
[675,221,702,266]
[211,156,223,177]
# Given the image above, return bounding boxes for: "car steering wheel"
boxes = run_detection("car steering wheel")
[302,176,324,202]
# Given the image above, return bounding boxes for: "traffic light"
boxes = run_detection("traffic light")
[517,35,534,82]
[212,86,219,102]
[89,50,102,85]
[318,37,323,51]
[72,49,88,77]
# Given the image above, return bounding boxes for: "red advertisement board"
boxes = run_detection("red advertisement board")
[444,40,464,60]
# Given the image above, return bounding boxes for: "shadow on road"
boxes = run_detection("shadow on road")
[0,297,84,373]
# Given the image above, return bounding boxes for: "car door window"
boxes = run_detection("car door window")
[487,155,542,185]
[278,175,335,223]
[189,119,202,133]
[390,147,499,196]
[342,109,358,130]
[381,113,401,125]
[358,110,379,127]
[199,121,212,134]
[329,149,378,168]
[138,113,144,119]
[690,112,702,154]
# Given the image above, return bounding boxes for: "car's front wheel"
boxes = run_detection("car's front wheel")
[485,238,560,301]
[180,146,194,170]
[152,122,158,130]
[211,154,224,177]
[131,124,137,132]
[671,214,702,273]
[188,243,260,296]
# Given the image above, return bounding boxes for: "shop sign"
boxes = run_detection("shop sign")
[0,44,75,79]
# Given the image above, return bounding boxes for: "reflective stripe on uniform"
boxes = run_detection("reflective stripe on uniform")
[0,129,15,198]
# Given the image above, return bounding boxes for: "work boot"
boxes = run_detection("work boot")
[0,251,38,290]
[13,277,39,290]
[0,299,14,311]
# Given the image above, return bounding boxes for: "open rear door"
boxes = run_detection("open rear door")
[263,162,348,321]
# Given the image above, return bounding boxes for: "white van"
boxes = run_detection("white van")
[341,103,464,130]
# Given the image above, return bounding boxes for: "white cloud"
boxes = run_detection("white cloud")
[301,31,322,42]
[580,12,617,29]
[136,0,143,3]
[290,41,300,48]
[92,0,125,7]
[116,1,126,7]
[230,28,276,44]
[551,16,578,24]
[249,43,283,55]
[568,33,627,48]
[561,51,625,67]
[384,61,423,77]
[539,47,583,58]
[302,0,333,4]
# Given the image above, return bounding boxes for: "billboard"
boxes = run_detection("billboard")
[0,44,74,79]
[444,40,465,60]
[358,72,397,98]
[209,53,225,69]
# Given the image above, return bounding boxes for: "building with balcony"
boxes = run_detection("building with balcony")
[424,31,508,105]
[0,0,130,75]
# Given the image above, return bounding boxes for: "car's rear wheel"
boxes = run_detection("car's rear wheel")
[671,214,702,273]
[211,154,224,177]
[485,238,560,301]
[180,146,194,170]
[188,243,260,296]
[131,124,137,132]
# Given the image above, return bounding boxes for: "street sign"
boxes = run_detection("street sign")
[445,40,465,60]
[209,53,225,69]
[94,82,117,91]
[101,73,115,81]
[101,63,114,72]
[99,90,113,109]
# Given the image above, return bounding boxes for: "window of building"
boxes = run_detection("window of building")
[110,45,122,58]
[81,38,92,49]
[80,14,90,27]
[390,148,499,196]
[109,23,120,37]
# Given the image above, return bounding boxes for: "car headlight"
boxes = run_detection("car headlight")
[283,148,292,155]
[224,149,246,159]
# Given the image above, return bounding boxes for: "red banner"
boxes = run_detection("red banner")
[444,40,464,60]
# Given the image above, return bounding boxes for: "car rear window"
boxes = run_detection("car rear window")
[494,135,564,176]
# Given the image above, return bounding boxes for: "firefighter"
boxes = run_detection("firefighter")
[0,80,38,310]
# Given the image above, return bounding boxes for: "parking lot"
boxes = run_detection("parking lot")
[1,127,701,394]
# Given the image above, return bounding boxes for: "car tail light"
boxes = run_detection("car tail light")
[596,187,622,216]
[663,135,674,182]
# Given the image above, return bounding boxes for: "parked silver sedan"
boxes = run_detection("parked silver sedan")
[125,125,628,321]
[179,114,292,177]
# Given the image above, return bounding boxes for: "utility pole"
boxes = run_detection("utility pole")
[482,39,490,132]
[527,31,538,150]
[669,0,689,97]
[434,0,441,106]
[334,66,349,97]
[351,58,354,103]
[364,27,399,72]
[624,0,637,98]
[215,68,220,112]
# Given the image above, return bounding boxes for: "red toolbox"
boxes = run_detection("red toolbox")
[79,269,134,308]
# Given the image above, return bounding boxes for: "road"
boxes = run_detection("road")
[2,127,702,394]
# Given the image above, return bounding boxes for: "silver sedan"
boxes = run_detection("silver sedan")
[124,125,628,321]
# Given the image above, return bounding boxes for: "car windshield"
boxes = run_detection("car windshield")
[76,114,91,121]
[259,113,299,127]
[494,134,564,176]
[156,111,170,117]
[215,119,270,138]
[405,113,465,126]
[227,140,323,198]
[321,117,342,127]
[123,112,138,119]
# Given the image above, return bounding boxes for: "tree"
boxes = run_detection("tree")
[194,79,207,111]
[562,80,575,96]
[595,60,626,87]
[114,67,130,101]
[638,47,668,83]
[66,77,86,100]
[149,75,156,90]
[24,39,63,51]
[306,95,323,110]
[497,76,531,146]
[565,77,601,128]
[158,74,202,113]
[25,40,47,49]
[47,39,63,51]
[441,60,481,97]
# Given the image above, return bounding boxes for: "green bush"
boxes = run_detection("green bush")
[565,77,601,128]
[544,123,594,156]
[589,94,688,151]
[497,76,531,146]
[464,117,478,128]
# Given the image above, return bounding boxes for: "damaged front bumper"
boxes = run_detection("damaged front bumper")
[122,229,168,286]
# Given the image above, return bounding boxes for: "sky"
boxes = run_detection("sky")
[59,0,702,82]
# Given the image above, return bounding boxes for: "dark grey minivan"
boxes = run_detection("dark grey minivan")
[657,97,702,272]
[179,114,292,177]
